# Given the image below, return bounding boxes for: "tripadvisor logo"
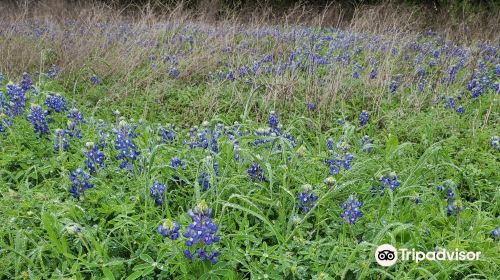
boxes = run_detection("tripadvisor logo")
[375,244,481,267]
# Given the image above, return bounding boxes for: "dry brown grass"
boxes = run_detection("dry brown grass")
[1,0,497,78]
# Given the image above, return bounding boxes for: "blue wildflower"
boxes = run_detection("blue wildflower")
[6,84,26,116]
[359,110,369,127]
[306,102,316,111]
[90,75,101,85]
[67,107,84,139]
[68,168,93,198]
[114,120,140,169]
[47,64,60,79]
[27,104,49,137]
[444,187,462,215]
[340,195,363,224]
[84,142,105,174]
[247,162,267,182]
[492,227,500,238]
[326,138,334,150]
[150,182,166,205]
[389,79,399,93]
[45,93,67,113]
[169,68,179,78]
[53,129,69,152]
[183,201,220,263]
[360,135,373,152]
[491,136,499,150]
[199,172,210,191]
[21,73,33,91]
[379,172,401,191]
[296,186,318,214]
[170,157,184,169]
[157,219,180,240]
[268,111,279,130]
[159,125,175,144]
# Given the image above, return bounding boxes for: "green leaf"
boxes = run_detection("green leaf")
[102,267,115,280]
[125,270,143,280]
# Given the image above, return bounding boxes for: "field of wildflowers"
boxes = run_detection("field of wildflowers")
[0,1,499,279]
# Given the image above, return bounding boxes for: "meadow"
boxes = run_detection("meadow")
[0,2,499,279]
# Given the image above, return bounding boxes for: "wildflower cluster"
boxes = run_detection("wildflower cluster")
[157,219,180,240]
[53,128,69,152]
[296,185,318,214]
[359,110,369,127]
[247,161,267,182]
[68,168,93,198]
[27,104,49,137]
[340,195,363,224]
[45,93,67,113]
[84,142,105,174]
[150,182,166,205]
[114,121,140,169]
[183,201,221,264]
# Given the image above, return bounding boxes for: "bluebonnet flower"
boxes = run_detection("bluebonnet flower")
[199,172,210,191]
[262,54,273,63]
[268,111,279,130]
[455,106,464,114]
[68,168,93,198]
[170,156,184,169]
[114,120,140,169]
[45,93,67,113]
[491,136,499,150]
[359,110,369,127]
[84,142,105,174]
[27,104,49,137]
[247,162,267,182]
[226,70,235,81]
[159,125,175,144]
[492,227,500,238]
[370,185,385,197]
[53,129,69,152]
[47,64,60,79]
[416,66,425,77]
[389,79,399,93]
[360,135,373,152]
[306,102,316,111]
[90,75,101,85]
[21,73,33,91]
[150,182,166,205]
[445,188,462,216]
[417,82,425,92]
[296,185,318,214]
[325,153,353,175]
[67,108,84,139]
[183,201,221,263]
[169,68,179,78]
[97,120,107,149]
[444,97,456,109]
[340,195,363,224]
[6,84,26,116]
[379,172,401,191]
[494,64,500,77]
[352,64,361,79]
[170,156,186,184]
[326,138,334,150]
[238,66,248,78]
[369,68,378,79]
[157,219,180,240]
